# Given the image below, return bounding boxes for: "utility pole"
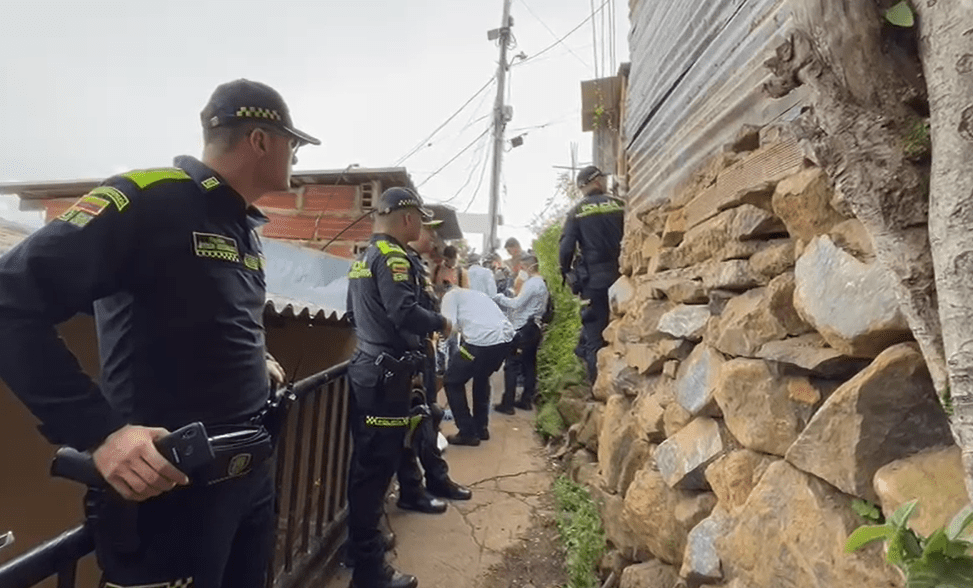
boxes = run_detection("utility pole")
[485,0,513,254]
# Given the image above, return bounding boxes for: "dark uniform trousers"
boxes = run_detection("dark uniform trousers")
[444,341,510,437]
[346,351,412,575]
[501,322,543,408]
[580,286,611,382]
[90,463,275,588]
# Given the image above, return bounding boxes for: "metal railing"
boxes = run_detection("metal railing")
[0,361,353,588]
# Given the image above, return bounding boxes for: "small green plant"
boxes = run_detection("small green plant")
[845,500,973,587]
[885,1,915,27]
[592,104,606,129]
[553,476,606,588]
[941,383,954,417]
[852,498,885,524]
[904,118,932,159]
[536,400,566,439]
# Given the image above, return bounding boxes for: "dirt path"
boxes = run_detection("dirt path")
[324,382,564,588]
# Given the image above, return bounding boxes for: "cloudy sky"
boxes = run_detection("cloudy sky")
[0,0,629,249]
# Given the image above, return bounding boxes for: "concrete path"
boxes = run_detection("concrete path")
[324,383,552,588]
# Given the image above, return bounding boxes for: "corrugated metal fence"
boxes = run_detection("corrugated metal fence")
[625,0,809,211]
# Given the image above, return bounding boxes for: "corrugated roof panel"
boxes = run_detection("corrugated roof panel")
[625,0,809,211]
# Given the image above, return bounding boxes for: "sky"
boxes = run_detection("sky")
[0,0,629,250]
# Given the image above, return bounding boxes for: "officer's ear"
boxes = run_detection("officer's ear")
[247,127,270,157]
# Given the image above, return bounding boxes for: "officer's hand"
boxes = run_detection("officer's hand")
[93,425,189,501]
[267,355,286,388]
[441,317,453,339]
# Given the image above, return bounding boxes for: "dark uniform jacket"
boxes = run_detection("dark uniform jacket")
[0,156,271,450]
[346,234,445,358]
[558,190,625,290]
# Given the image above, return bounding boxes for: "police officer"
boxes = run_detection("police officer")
[345,187,453,588]
[395,229,472,515]
[559,165,625,383]
[0,79,319,587]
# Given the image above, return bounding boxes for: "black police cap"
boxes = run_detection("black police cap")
[576,165,604,188]
[201,79,321,146]
[376,187,434,221]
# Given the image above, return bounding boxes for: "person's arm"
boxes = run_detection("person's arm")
[0,181,187,499]
[559,210,580,277]
[440,290,461,336]
[493,277,535,310]
[376,251,448,336]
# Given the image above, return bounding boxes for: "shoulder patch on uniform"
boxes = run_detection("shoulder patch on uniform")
[57,188,126,225]
[243,254,264,271]
[122,168,192,189]
[392,272,409,282]
[193,232,240,263]
[201,176,221,191]
[375,240,407,257]
[349,260,372,279]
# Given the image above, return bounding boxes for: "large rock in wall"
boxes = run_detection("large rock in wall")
[718,461,903,588]
[794,235,913,357]
[785,343,954,502]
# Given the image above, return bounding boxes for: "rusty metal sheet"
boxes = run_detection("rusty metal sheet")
[625,0,810,212]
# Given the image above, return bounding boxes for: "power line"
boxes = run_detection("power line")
[513,0,610,68]
[436,131,492,204]
[516,0,589,68]
[416,126,491,188]
[462,147,493,213]
[590,0,599,78]
[393,77,495,167]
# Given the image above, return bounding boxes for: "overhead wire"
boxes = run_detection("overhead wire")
[416,126,491,189]
[516,0,589,68]
[590,0,599,78]
[435,130,492,204]
[392,77,495,167]
[462,147,493,213]
[513,0,609,68]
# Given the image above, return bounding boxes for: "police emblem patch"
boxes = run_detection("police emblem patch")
[227,453,252,477]
[192,232,241,263]
[57,192,113,225]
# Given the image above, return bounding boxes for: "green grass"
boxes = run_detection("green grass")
[553,476,606,588]
[533,223,586,405]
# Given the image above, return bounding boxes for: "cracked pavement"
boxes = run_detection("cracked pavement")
[323,375,553,588]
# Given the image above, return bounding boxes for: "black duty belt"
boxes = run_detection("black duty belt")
[357,340,406,359]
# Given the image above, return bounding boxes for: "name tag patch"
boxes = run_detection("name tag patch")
[193,232,240,263]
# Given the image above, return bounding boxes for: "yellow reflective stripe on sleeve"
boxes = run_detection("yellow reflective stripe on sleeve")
[122,168,192,189]
[364,415,411,427]
[89,186,130,211]
[376,240,407,256]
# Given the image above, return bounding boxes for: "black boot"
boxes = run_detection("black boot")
[427,478,472,501]
[351,562,418,588]
[397,489,447,514]
[342,531,397,568]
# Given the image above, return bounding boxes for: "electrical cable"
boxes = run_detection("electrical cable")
[393,77,495,167]
[417,126,491,189]
[461,146,492,213]
[590,0,599,78]
[436,130,492,204]
[513,0,609,68]
[516,0,589,68]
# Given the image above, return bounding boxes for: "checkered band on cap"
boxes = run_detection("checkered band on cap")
[235,107,283,121]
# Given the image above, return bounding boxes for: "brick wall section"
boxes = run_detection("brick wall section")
[302,185,357,212]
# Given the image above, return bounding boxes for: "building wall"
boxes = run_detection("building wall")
[0,314,353,584]
[624,0,809,212]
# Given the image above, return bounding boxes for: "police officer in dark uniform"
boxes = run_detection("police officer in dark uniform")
[0,79,319,587]
[345,187,453,588]
[395,233,472,514]
[559,165,625,383]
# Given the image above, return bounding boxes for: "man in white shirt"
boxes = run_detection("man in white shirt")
[440,286,515,445]
[492,253,549,414]
[466,253,498,297]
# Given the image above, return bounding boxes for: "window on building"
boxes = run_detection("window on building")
[360,182,376,211]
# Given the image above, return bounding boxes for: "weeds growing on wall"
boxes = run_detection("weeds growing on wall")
[532,223,586,437]
[553,476,606,588]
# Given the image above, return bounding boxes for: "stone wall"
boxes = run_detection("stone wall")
[561,125,967,588]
